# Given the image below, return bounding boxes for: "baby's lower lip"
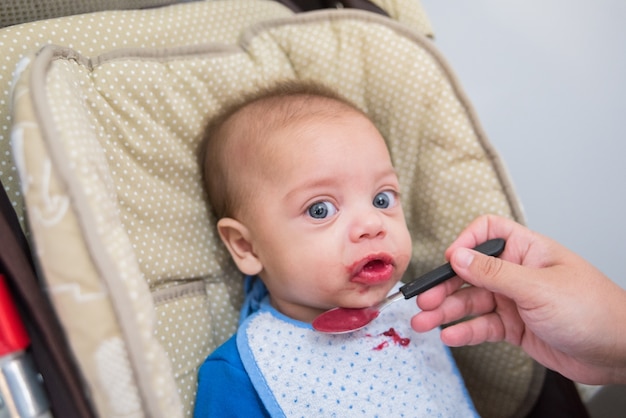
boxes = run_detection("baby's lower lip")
[350,259,394,285]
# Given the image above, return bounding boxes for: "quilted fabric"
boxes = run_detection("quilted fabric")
[8,3,539,418]
[0,0,296,230]
[0,0,432,232]
[0,0,180,28]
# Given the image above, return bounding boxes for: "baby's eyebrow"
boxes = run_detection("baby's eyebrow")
[284,167,400,201]
[283,176,338,201]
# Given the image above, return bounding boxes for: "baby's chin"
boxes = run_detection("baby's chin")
[348,283,397,308]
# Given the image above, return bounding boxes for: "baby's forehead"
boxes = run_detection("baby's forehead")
[233,96,360,139]
[245,92,359,121]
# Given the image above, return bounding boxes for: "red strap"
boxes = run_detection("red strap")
[0,274,30,355]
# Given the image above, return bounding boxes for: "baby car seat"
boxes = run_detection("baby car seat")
[1,0,588,417]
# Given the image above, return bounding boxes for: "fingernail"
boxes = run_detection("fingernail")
[454,248,475,268]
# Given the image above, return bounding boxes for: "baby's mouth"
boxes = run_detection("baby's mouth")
[349,255,395,285]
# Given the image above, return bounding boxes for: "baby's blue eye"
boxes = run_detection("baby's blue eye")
[373,191,396,209]
[307,201,338,219]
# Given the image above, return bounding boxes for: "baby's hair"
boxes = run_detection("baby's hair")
[199,80,365,220]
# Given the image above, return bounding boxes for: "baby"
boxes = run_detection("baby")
[194,80,477,417]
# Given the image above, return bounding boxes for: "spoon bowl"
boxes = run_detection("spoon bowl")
[312,292,404,333]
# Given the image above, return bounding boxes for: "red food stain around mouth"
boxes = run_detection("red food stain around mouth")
[349,255,394,285]
[368,327,410,351]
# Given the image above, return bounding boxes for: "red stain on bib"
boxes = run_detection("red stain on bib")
[370,327,410,350]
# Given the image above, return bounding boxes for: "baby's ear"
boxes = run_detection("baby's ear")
[217,217,263,275]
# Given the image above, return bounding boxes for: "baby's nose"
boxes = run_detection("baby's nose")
[350,209,386,242]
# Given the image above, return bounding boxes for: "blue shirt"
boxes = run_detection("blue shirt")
[194,335,270,417]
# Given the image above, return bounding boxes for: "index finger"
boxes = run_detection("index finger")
[445,215,524,260]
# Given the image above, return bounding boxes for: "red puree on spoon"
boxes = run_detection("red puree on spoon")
[312,307,380,333]
[312,239,505,334]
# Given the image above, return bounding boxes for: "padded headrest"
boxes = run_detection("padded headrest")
[0,0,433,230]
[10,6,537,418]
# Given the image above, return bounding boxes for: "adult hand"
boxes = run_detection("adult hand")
[411,214,626,384]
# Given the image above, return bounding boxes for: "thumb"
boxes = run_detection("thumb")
[450,247,532,300]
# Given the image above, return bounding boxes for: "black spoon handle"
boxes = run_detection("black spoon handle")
[399,238,506,299]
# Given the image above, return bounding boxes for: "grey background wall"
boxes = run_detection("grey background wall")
[421,1,626,289]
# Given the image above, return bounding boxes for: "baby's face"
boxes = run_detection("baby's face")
[240,111,412,322]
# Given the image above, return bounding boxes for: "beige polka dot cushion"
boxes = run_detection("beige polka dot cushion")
[0,0,183,28]
[0,0,432,232]
[9,5,541,418]
[0,0,293,230]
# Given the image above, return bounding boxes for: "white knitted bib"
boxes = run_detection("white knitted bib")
[237,292,478,417]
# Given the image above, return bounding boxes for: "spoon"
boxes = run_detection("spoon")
[312,238,506,333]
